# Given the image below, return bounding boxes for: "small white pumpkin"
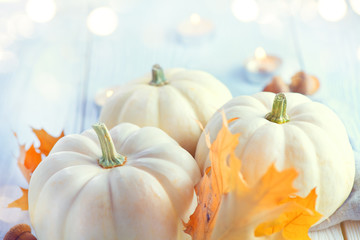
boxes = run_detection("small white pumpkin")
[29,122,200,240]
[99,64,232,156]
[195,92,355,221]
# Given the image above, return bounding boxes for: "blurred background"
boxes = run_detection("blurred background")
[0,0,359,235]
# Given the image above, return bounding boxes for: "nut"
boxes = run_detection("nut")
[4,224,37,240]
[290,71,320,95]
[263,76,290,93]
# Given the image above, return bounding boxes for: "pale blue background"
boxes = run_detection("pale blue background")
[0,0,359,237]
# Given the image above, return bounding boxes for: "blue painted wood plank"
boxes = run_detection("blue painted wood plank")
[0,1,90,236]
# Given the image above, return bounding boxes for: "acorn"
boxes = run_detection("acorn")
[4,224,37,240]
[290,71,320,95]
[263,76,290,93]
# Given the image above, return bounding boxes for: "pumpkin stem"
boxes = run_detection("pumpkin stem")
[265,93,290,124]
[149,64,168,86]
[92,122,126,168]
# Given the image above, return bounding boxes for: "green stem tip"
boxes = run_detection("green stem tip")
[265,93,290,124]
[92,122,126,169]
[149,64,167,86]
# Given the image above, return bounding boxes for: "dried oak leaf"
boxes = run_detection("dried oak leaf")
[14,133,41,183]
[211,163,298,240]
[185,114,321,240]
[23,144,42,174]
[255,188,322,240]
[184,116,241,239]
[9,128,64,211]
[32,128,64,156]
[7,187,29,211]
[15,142,32,183]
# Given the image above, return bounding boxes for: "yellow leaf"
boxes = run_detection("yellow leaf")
[255,188,322,240]
[185,113,298,239]
[209,116,242,195]
[32,128,64,156]
[183,170,214,239]
[252,164,298,210]
[184,115,240,240]
[185,113,320,240]
[7,187,28,211]
[212,164,298,240]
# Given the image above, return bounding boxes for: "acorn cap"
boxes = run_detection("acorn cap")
[4,224,36,240]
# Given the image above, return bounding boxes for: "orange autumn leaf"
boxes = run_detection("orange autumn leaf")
[210,116,242,195]
[24,144,42,173]
[212,164,299,240]
[16,143,42,183]
[184,116,241,239]
[32,128,64,156]
[251,164,298,208]
[255,188,322,240]
[14,128,64,182]
[15,139,32,183]
[9,128,64,211]
[185,113,320,240]
[183,169,216,239]
[7,187,28,211]
[13,133,41,182]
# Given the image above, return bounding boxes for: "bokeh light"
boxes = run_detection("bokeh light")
[190,13,201,25]
[87,7,118,36]
[106,90,114,98]
[350,0,360,15]
[254,47,266,59]
[26,0,57,23]
[318,0,347,22]
[95,87,121,106]
[231,0,259,22]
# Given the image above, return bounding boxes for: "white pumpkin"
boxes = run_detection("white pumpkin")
[195,92,355,221]
[29,122,200,240]
[99,64,232,156]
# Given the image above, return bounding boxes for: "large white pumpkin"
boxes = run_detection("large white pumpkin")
[99,64,232,156]
[195,92,355,220]
[29,122,200,240]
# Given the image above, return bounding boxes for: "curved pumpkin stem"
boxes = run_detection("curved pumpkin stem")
[92,122,126,168]
[265,93,290,124]
[149,64,168,86]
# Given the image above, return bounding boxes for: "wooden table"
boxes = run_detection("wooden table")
[0,0,359,239]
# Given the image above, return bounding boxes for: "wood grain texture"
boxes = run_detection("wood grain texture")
[310,224,344,240]
[0,0,359,239]
[0,0,89,238]
[341,221,360,240]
